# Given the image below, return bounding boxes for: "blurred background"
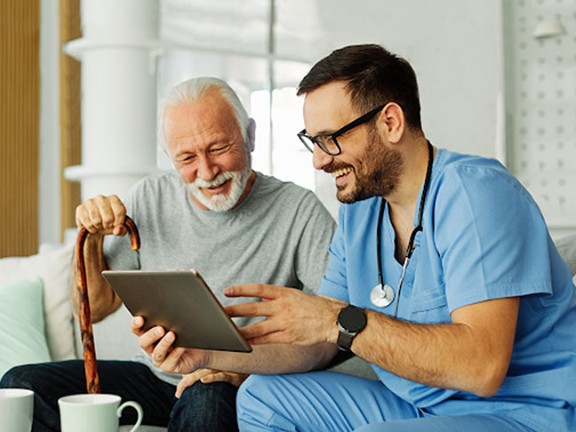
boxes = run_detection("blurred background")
[1,0,575,258]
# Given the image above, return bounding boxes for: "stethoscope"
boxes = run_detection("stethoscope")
[369,141,434,316]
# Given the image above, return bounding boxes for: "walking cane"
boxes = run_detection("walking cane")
[75,216,140,393]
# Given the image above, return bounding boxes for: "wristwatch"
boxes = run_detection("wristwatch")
[337,305,367,351]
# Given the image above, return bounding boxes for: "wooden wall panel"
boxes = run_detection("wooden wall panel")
[0,0,40,258]
[59,0,82,241]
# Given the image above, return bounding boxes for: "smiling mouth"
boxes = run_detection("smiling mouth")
[204,179,230,192]
[331,167,353,179]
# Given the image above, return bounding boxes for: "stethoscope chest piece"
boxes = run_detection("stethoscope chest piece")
[370,283,395,308]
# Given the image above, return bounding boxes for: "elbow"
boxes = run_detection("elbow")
[91,296,123,323]
[466,360,508,398]
[471,378,503,398]
[74,293,122,324]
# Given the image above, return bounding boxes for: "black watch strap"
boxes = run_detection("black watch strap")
[337,331,355,351]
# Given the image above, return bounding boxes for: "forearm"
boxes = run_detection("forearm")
[207,343,336,375]
[349,301,517,397]
[71,233,122,322]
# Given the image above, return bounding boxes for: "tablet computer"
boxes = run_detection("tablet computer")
[101,269,251,353]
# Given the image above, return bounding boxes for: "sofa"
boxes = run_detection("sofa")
[0,244,163,431]
[1,234,575,430]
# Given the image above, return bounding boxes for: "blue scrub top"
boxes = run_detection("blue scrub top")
[319,149,576,429]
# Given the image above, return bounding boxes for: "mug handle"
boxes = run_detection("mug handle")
[117,401,143,432]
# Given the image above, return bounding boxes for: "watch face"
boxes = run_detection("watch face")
[338,306,367,333]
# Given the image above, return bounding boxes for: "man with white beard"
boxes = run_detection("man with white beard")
[0,77,335,432]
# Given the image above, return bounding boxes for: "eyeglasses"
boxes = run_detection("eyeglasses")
[297,104,385,156]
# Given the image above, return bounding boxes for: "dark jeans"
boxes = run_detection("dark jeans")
[0,360,239,432]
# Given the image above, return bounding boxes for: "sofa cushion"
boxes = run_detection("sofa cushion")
[0,278,51,379]
[556,233,576,276]
[0,245,76,361]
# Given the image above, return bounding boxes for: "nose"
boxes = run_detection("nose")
[197,154,219,182]
[312,145,333,171]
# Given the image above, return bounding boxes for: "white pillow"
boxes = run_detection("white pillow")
[0,278,51,379]
[555,234,576,276]
[0,245,76,361]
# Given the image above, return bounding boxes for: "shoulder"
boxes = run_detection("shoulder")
[253,172,324,206]
[428,150,546,246]
[432,150,535,207]
[250,172,335,224]
[129,171,182,196]
[435,150,508,181]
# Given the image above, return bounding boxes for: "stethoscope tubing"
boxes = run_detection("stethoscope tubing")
[374,141,434,315]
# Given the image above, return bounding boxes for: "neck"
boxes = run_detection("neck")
[386,137,433,262]
[235,170,257,207]
[386,137,432,213]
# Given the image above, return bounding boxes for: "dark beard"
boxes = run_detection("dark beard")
[337,128,403,204]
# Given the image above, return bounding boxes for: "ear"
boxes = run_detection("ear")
[245,118,256,152]
[378,102,405,144]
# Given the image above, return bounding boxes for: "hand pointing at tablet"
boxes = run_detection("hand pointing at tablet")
[224,284,345,346]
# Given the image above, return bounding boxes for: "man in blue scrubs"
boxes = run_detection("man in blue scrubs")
[135,44,576,431]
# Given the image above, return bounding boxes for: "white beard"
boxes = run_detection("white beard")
[186,167,252,212]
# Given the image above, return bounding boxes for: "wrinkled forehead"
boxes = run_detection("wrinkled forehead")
[164,92,241,141]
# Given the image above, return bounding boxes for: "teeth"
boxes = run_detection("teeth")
[331,167,352,178]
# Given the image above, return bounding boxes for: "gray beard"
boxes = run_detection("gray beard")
[187,166,252,212]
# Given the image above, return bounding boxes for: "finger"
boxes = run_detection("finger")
[236,318,284,341]
[158,346,188,374]
[176,376,194,398]
[151,331,176,366]
[106,195,129,235]
[75,201,101,233]
[224,284,284,300]
[91,195,118,231]
[175,369,211,398]
[130,316,146,335]
[199,371,227,384]
[112,225,128,237]
[106,195,127,226]
[224,301,275,319]
[76,203,107,234]
[201,372,249,388]
[137,326,166,354]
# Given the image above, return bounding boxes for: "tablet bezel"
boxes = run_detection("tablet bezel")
[101,269,252,353]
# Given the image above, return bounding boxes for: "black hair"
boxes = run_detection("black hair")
[297,44,422,131]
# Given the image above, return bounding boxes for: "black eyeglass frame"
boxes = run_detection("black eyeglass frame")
[297,104,385,156]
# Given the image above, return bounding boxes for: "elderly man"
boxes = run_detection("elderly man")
[0,77,335,431]
[140,45,576,432]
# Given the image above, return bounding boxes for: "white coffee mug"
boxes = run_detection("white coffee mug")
[0,388,34,432]
[58,394,143,432]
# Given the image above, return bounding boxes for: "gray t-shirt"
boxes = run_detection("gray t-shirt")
[104,171,336,384]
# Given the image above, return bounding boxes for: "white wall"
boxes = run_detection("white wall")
[504,0,576,237]
[313,0,505,216]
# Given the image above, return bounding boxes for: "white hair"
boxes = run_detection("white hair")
[158,77,252,151]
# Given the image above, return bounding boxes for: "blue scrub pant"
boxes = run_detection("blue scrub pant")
[236,372,534,432]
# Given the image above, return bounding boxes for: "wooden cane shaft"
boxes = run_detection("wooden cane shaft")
[75,216,140,394]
